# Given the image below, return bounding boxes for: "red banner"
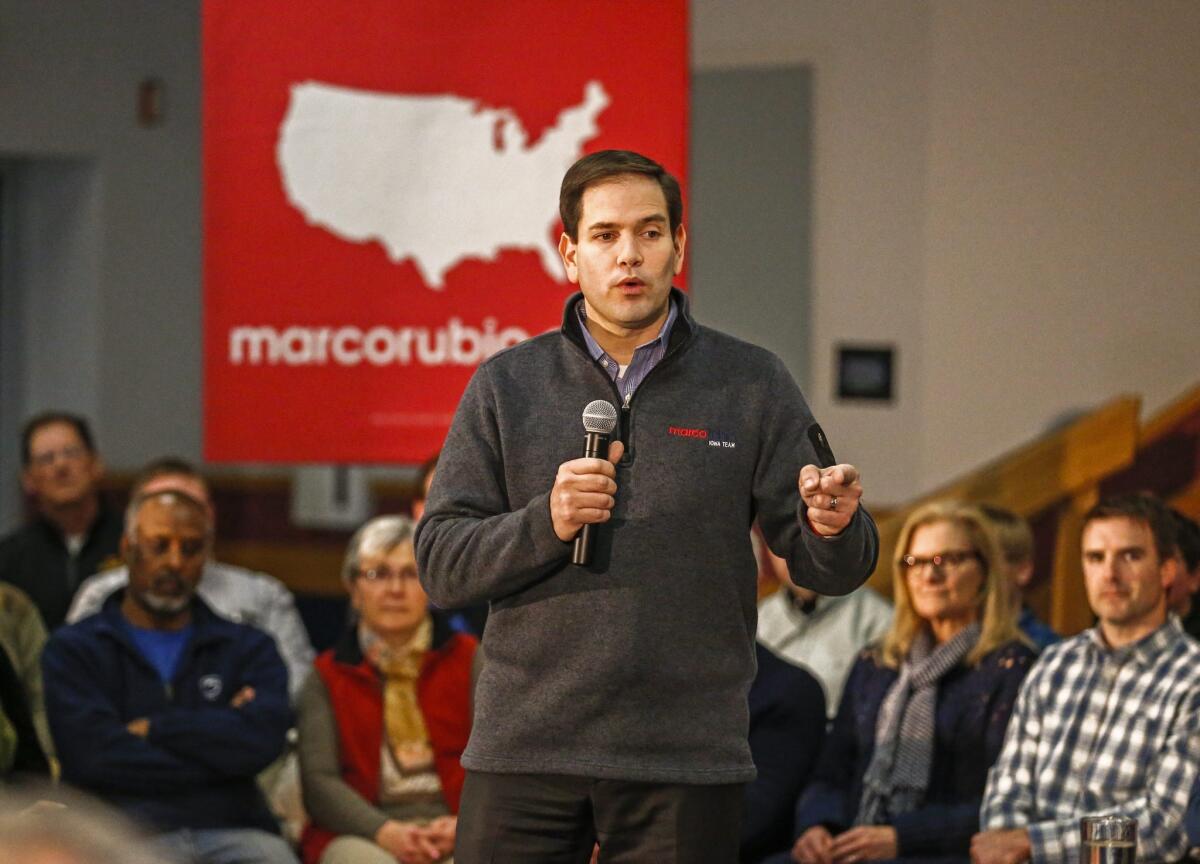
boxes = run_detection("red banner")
[202,0,689,463]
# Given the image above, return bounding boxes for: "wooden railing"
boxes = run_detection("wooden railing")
[1139,384,1200,514]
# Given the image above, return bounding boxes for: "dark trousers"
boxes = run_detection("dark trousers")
[455,770,744,864]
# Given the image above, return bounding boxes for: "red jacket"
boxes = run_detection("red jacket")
[300,619,476,864]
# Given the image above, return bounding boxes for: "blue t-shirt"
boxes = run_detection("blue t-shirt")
[123,621,193,683]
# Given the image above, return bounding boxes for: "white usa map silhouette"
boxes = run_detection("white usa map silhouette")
[277,80,610,289]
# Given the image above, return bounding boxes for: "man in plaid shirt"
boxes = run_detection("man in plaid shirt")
[973,493,1200,864]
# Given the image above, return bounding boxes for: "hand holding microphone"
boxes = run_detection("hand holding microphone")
[550,401,623,564]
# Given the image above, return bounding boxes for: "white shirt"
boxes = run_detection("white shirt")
[756,586,893,718]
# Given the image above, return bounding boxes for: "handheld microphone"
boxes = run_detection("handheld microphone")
[572,399,619,566]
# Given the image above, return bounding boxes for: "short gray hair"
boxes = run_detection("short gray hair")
[342,515,416,585]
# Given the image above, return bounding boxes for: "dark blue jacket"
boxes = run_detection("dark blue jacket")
[42,591,291,833]
[794,640,1034,860]
[743,643,826,863]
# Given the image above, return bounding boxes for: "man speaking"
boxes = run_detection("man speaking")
[416,150,878,862]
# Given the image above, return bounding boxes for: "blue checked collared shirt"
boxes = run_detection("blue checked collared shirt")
[980,617,1200,864]
[576,298,677,405]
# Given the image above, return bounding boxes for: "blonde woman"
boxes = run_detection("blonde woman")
[770,501,1035,864]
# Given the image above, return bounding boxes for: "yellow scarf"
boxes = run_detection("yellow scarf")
[361,617,433,772]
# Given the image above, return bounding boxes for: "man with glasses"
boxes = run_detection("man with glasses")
[0,412,123,629]
[973,493,1200,864]
[42,488,297,864]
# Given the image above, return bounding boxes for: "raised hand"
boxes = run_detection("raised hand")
[800,463,863,537]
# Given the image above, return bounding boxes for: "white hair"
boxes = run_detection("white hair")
[342,515,416,584]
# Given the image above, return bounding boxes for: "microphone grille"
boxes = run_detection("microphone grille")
[581,400,619,434]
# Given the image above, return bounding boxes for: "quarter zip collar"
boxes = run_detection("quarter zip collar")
[560,287,696,360]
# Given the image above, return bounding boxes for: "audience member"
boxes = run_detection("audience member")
[42,489,296,864]
[0,412,122,629]
[974,493,1200,864]
[67,457,315,701]
[1167,509,1200,639]
[978,505,1059,650]
[755,529,892,719]
[297,515,474,864]
[771,500,1034,864]
[742,642,827,864]
[0,582,53,781]
[0,784,165,864]
[413,453,488,639]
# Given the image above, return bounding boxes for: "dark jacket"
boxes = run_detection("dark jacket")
[742,643,826,863]
[794,641,1035,859]
[42,591,291,833]
[0,504,123,629]
[417,288,878,784]
[299,617,476,864]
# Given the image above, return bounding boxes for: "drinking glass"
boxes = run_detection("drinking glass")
[1080,815,1136,864]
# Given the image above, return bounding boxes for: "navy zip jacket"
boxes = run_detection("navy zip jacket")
[42,591,291,833]
[417,288,878,784]
[793,642,1035,859]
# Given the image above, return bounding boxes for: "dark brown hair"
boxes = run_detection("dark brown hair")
[21,411,95,466]
[559,150,682,241]
[1083,493,1177,562]
[1171,508,1200,572]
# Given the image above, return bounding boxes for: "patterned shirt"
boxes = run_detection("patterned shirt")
[980,617,1200,864]
[576,298,677,405]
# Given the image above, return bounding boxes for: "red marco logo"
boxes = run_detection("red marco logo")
[668,426,708,439]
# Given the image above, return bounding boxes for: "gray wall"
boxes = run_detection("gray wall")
[0,1,200,528]
[691,66,812,391]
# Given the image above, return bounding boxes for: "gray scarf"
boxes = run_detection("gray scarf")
[854,621,981,825]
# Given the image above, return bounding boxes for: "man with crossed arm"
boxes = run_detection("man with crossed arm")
[973,493,1200,864]
[43,488,296,864]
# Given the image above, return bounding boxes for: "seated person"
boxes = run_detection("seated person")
[978,505,1059,650]
[743,642,827,864]
[41,489,296,864]
[974,493,1200,864]
[1166,509,1200,638]
[0,583,53,780]
[0,412,123,629]
[770,500,1035,864]
[68,456,315,702]
[0,784,157,864]
[297,515,476,864]
[755,528,892,719]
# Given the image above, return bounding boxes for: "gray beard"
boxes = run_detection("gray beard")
[136,589,191,617]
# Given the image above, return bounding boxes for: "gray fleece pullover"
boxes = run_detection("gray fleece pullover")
[415,289,878,784]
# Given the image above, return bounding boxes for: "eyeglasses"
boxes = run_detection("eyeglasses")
[29,445,88,468]
[357,566,419,585]
[901,549,980,574]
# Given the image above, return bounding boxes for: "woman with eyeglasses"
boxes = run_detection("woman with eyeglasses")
[297,516,476,864]
[762,500,1035,864]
